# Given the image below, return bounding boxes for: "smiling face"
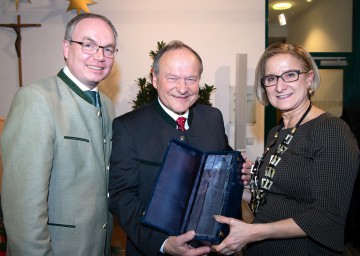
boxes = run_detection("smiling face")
[264,53,314,114]
[63,18,116,89]
[152,48,201,115]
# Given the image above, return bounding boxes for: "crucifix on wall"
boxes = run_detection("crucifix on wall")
[0,15,41,87]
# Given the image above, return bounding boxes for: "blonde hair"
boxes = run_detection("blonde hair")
[254,42,320,105]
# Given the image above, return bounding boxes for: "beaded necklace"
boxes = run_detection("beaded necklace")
[249,102,313,213]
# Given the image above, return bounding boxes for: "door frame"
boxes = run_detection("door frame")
[264,0,359,137]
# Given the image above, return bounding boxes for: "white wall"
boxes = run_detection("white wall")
[0,0,265,160]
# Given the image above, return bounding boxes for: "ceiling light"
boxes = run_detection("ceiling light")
[272,2,293,10]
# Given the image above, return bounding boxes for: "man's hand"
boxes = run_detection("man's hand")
[164,230,211,256]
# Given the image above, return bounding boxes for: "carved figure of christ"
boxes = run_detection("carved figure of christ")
[0,15,41,87]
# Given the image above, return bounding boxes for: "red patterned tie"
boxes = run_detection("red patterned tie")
[176,117,186,131]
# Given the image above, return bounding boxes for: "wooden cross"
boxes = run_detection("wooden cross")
[0,15,41,87]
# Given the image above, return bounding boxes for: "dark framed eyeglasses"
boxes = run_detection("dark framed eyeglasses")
[69,40,118,59]
[261,70,308,87]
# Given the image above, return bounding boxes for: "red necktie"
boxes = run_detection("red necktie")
[176,117,186,131]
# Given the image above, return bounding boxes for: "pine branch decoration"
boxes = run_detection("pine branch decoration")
[132,41,216,110]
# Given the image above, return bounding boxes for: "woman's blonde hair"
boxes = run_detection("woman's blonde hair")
[254,42,320,105]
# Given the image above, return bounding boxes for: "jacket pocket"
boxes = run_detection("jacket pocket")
[48,222,76,228]
[64,136,89,142]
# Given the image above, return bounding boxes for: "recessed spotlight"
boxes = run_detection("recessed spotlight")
[272,2,293,10]
[278,13,287,26]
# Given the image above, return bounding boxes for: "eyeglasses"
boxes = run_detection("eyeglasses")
[69,40,118,59]
[261,70,308,87]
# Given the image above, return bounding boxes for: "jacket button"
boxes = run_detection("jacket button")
[102,223,107,229]
[179,136,185,141]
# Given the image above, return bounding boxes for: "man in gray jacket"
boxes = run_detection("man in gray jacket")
[1,13,117,255]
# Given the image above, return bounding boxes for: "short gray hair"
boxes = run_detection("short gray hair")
[153,40,203,76]
[64,13,118,45]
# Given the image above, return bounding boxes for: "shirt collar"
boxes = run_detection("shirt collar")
[63,66,98,92]
[157,98,189,120]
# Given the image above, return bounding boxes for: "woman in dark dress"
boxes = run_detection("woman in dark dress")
[212,42,360,256]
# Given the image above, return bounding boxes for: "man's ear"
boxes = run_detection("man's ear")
[152,72,158,89]
[63,40,70,60]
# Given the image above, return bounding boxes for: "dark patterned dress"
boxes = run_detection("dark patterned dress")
[246,113,360,256]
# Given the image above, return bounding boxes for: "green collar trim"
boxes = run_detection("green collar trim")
[57,69,102,107]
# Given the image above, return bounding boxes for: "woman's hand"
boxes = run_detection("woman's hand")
[241,158,253,186]
[211,215,257,255]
